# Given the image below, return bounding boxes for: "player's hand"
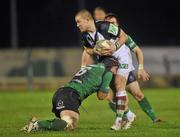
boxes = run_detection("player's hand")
[93,48,103,55]
[93,42,116,56]
[137,69,150,81]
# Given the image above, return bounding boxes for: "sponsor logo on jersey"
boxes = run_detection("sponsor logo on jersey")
[56,100,65,110]
[120,64,128,69]
[108,24,118,36]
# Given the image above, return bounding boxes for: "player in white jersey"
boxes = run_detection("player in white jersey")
[75,9,151,130]
[112,44,135,78]
[105,13,161,127]
[93,8,136,129]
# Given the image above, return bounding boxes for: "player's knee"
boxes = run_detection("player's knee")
[132,91,144,101]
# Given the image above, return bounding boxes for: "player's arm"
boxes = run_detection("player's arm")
[80,35,96,67]
[81,49,94,68]
[83,46,94,55]
[126,35,150,81]
[132,46,150,81]
[97,72,113,100]
[125,35,142,60]
[117,29,128,46]
[109,27,128,51]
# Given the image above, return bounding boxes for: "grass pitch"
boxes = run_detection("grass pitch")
[0,88,180,137]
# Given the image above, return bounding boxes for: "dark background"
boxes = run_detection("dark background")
[0,0,179,49]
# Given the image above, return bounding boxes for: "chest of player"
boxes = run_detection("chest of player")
[82,31,117,49]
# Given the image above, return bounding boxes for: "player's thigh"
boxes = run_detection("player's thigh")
[52,87,81,118]
[126,71,137,85]
[114,74,127,90]
[113,45,134,80]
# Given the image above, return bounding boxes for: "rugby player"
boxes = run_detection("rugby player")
[94,7,136,129]
[21,57,119,132]
[105,13,161,124]
[75,9,150,130]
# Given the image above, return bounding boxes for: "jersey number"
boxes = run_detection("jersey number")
[72,66,92,83]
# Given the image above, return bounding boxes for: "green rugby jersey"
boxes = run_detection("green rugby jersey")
[65,63,113,101]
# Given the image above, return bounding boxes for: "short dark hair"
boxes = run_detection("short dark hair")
[94,7,106,14]
[102,56,119,70]
[105,13,120,25]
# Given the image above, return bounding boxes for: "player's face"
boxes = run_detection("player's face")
[75,15,89,32]
[111,66,119,74]
[94,10,106,21]
[105,17,119,26]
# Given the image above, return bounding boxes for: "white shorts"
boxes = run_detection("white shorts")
[112,44,135,79]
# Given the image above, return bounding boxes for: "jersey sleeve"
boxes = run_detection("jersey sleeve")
[80,33,94,49]
[99,71,113,93]
[96,21,120,38]
[80,34,87,48]
[125,35,138,50]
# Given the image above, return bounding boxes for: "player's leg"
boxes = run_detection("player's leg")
[33,117,68,131]
[111,48,134,130]
[127,81,160,122]
[22,87,81,133]
[107,76,117,112]
[23,110,79,132]
[105,75,136,130]
[38,110,79,131]
[111,74,128,130]
[115,80,136,130]
[50,87,80,130]
[108,77,134,116]
[60,110,79,130]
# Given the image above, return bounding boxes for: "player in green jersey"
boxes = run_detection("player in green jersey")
[21,57,119,133]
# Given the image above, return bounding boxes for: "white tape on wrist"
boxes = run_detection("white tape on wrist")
[138,64,144,70]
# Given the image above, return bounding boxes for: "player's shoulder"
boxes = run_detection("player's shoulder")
[90,63,105,69]
[80,32,94,48]
[88,63,105,72]
[96,21,110,30]
[96,21,120,36]
[80,32,88,39]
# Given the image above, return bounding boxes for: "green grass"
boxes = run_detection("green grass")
[0,88,180,137]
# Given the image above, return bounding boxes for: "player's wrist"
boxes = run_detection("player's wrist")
[138,64,144,70]
[81,65,86,69]
[115,41,121,51]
